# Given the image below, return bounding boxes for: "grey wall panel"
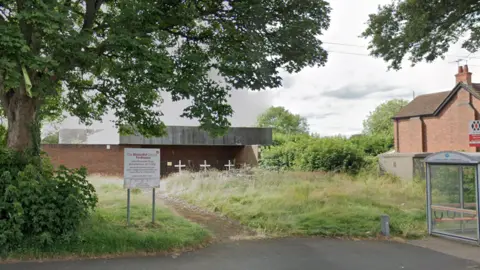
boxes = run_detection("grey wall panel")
[120,126,272,146]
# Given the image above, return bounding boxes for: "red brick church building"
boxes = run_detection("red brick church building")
[42,126,272,177]
[393,65,480,153]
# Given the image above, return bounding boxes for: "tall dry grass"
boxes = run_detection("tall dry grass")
[165,169,427,238]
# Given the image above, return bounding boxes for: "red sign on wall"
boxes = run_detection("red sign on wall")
[469,120,480,147]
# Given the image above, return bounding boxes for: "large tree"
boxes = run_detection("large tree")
[362,99,408,138]
[361,1,480,70]
[0,0,331,152]
[257,106,309,135]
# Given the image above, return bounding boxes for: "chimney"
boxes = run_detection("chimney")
[455,64,472,85]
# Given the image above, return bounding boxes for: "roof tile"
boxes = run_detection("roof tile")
[394,91,451,119]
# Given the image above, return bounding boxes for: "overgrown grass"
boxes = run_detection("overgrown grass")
[165,169,427,239]
[5,176,210,260]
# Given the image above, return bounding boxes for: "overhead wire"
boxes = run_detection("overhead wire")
[322,41,480,61]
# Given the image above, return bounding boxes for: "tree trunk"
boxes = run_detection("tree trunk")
[3,90,37,152]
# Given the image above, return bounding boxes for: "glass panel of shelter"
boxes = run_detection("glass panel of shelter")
[429,164,478,241]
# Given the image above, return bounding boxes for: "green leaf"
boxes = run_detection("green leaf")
[0,0,331,150]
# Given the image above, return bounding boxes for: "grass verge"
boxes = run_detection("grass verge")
[4,177,210,261]
[165,169,427,239]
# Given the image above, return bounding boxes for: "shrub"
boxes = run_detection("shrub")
[296,137,366,174]
[261,135,366,174]
[349,134,392,156]
[260,133,313,170]
[0,149,97,252]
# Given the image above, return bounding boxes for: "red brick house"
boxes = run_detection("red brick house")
[393,65,480,153]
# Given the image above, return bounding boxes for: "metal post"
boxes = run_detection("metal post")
[426,164,432,235]
[381,215,390,237]
[127,188,131,226]
[152,188,156,223]
[476,164,480,244]
[459,166,465,233]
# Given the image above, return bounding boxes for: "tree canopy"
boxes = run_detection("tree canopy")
[362,99,408,138]
[361,0,480,70]
[42,131,59,144]
[0,0,331,151]
[257,106,309,135]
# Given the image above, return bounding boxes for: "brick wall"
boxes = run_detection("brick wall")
[397,118,423,152]
[42,144,127,175]
[396,88,480,153]
[423,89,477,152]
[42,144,247,176]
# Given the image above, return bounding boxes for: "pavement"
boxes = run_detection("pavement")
[2,238,479,270]
[409,236,480,264]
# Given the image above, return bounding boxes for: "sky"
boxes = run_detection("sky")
[57,0,480,142]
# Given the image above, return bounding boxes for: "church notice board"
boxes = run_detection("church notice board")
[124,148,160,189]
[469,120,480,147]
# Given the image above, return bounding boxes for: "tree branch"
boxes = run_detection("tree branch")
[16,0,34,46]
[82,0,104,31]
[163,28,207,42]
[0,7,8,21]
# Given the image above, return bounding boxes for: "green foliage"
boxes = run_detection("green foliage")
[430,165,476,206]
[361,0,480,70]
[259,98,409,174]
[362,99,408,139]
[261,135,365,174]
[7,181,209,260]
[42,131,59,144]
[0,124,6,147]
[270,132,312,146]
[0,0,331,147]
[0,150,98,252]
[295,137,365,174]
[257,106,310,135]
[349,134,393,156]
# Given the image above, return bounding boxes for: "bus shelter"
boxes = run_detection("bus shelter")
[425,151,480,244]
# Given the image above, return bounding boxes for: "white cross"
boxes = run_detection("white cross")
[224,160,234,171]
[174,160,186,173]
[200,160,211,171]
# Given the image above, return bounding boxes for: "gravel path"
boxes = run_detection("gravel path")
[158,192,263,243]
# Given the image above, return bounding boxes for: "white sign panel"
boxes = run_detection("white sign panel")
[470,120,480,147]
[124,148,160,189]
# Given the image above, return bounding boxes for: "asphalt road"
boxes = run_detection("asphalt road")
[2,238,479,270]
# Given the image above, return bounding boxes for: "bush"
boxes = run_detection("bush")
[261,135,366,174]
[296,137,365,174]
[349,134,392,156]
[0,149,97,252]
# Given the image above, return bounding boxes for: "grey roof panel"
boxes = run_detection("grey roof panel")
[425,151,480,164]
[120,126,272,146]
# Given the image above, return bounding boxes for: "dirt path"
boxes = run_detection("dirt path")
[158,192,263,243]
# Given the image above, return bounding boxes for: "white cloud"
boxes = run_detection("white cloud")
[57,0,480,140]
[269,0,480,136]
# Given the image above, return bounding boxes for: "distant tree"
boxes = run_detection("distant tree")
[0,0,332,152]
[42,131,59,144]
[361,1,480,70]
[257,106,309,135]
[362,99,408,138]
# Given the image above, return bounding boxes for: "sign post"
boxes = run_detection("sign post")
[470,120,480,147]
[124,148,161,225]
